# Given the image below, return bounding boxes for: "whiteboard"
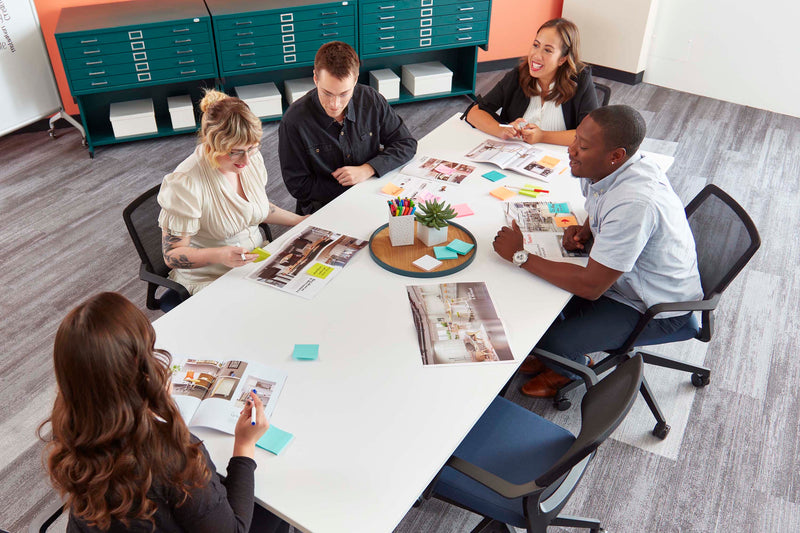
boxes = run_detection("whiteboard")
[0,0,61,137]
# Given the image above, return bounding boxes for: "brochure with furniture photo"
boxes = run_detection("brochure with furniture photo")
[406,282,514,366]
[503,201,589,261]
[400,156,476,184]
[465,139,567,182]
[170,357,287,435]
[378,175,452,204]
[248,226,367,299]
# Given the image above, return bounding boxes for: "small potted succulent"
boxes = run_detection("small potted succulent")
[415,200,456,246]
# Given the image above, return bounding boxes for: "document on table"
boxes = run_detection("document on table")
[465,138,568,182]
[503,201,589,262]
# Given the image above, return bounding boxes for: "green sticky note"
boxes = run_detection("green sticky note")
[482,170,506,182]
[446,239,475,255]
[519,189,539,198]
[251,247,271,263]
[256,425,294,456]
[293,344,319,360]
[548,202,570,214]
[307,263,334,279]
[434,246,458,260]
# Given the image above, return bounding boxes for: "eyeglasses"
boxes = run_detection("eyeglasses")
[228,144,261,160]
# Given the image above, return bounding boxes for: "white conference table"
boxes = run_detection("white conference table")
[152,113,673,533]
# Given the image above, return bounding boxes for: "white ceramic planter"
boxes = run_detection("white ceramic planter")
[417,222,449,247]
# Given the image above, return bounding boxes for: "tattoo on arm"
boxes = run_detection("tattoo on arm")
[162,232,196,269]
[269,204,276,214]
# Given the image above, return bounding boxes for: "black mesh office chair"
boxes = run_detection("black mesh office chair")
[552,184,761,439]
[431,353,643,533]
[593,82,611,107]
[123,184,274,313]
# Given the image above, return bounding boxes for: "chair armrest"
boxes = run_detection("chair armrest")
[531,348,598,388]
[139,264,190,301]
[643,294,720,320]
[445,456,542,500]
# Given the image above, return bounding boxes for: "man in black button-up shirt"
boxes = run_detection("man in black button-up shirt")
[279,42,417,215]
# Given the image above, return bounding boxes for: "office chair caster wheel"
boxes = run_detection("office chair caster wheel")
[652,421,670,439]
[590,529,605,533]
[554,397,571,411]
[48,129,56,139]
[691,373,710,387]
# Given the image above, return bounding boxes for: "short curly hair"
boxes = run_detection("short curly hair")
[314,41,360,79]
[588,105,647,156]
[197,89,262,168]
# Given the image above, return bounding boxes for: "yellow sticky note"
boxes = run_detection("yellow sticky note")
[490,187,516,201]
[554,215,578,228]
[251,247,271,263]
[538,155,560,169]
[306,263,334,279]
[381,182,404,196]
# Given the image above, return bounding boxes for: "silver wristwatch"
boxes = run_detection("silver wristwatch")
[512,250,529,267]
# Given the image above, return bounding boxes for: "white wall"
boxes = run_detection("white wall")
[644,0,800,118]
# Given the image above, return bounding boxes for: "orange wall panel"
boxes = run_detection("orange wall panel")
[479,0,563,62]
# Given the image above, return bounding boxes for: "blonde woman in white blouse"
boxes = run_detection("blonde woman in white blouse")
[158,89,306,295]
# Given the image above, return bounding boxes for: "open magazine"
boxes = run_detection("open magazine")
[465,139,568,182]
[504,201,589,261]
[170,357,287,435]
[406,282,514,366]
[400,156,476,184]
[248,226,367,299]
[378,175,451,204]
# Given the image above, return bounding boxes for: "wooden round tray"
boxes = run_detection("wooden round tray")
[368,221,477,278]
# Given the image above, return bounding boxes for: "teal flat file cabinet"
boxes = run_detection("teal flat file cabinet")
[55,0,219,157]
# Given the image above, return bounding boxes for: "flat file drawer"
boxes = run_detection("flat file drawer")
[58,21,209,49]
[68,54,215,81]
[62,33,211,61]
[221,35,356,73]
[361,21,488,45]
[69,61,216,94]
[220,25,354,53]
[219,15,354,41]
[213,3,355,32]
[64,42,214,70]
[362,28,487,56]
[361,0,464,15]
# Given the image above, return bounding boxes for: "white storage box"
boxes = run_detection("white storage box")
[236,82,282,118]
[369,68,400,100]
[401,61,453,97]
[284,77,316,105]
[167,95,196,130]
[109,98,157,138]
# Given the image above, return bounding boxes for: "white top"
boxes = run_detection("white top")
[522,83,566,131]
[581,153,703,316]
[157,145,271,294]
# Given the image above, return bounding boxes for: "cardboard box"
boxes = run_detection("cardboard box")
[109,99,157,138]
[236,83,283,118]
[167,95,196,130]
[369,69,400,100]
[401,61,453,97]
[284,77,316,105]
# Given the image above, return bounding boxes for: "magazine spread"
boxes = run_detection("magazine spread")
[248,226,367,299]
[378,175,452,204]
[406,282,514,366]
[464,139,568,182]
[503,201,589,262]
[170,357,287,435]
[400,156,476,184]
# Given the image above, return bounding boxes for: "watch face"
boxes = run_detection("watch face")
[513,251,528,265]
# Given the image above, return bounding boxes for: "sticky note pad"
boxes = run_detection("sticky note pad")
[293,344,319,360]
[554,215,578,228]
[490,187,515,200]
[251,247,271,263]
[482,170,506,182]
[518,189,539,198]
[453,203,473,217]
[306,263,334,279]
[413,255,442,271]
[381,182,404,196]
[434,246,458,260]
[538,155,561,169]
[256,425,294,456]
[446,239,475,255]
[548,202,570,214]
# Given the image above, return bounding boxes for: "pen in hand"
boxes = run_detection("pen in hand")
[251,389,257,426]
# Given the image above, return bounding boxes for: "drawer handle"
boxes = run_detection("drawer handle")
[459,6,475,11]
[173,28,190,33]
[322,21,338,26]
[137,72,151,81]
[420,28,431,37]
[135,62,149,71]
[131,41,146,51]
[282,34,295,43]
[83,50,101,55]
[321,11,338,15]
[284,54,296,63]
[236,31,253,36]
[239,52,256,57]
[281,24,294,33]
[133,51,147,61]
[280,13,294,22]
[420,38,431,46]
[420,18,432,27]
[283,44,296,53]
[128,30,143,40]
[241,62,257,66]
[85,60,103,65]
[238,42,255,47]
[80,38,98,44]
[322,32,339,37]
[457,36,473,41]
[378,15,395,20]
[88,71,106,76]
[178,59,196,64]
[235,21,253,26]
[180,69,197,75]
[176,49,193,54]
[421,8,433,17]
[379,25,395,30]
[379,5,395,9]
[174,39,192,44]
[379,45,395,50]
[421,0,433,6]
[458,16,474,21]
[458,26,473,31]
[379,35,395,40]
[91,81,108,86]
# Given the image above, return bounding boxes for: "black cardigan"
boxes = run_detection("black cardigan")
[467,66,598,130]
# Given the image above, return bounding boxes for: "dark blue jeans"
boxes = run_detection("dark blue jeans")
[536,296,693,379]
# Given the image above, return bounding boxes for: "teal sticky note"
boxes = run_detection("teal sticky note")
[256,425,294,456]
[482,170,506,182]
[446,239,475,255]
[548,202,570,214]
[434,246,459,260]
[293,344,319,360]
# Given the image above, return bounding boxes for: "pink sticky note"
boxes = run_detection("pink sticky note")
[434,163,455,175]
[453,203,473,217]
[490,187,516,201]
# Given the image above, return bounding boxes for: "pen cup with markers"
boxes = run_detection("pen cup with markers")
[388,198,416,246]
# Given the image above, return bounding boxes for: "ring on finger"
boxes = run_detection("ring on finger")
[240,253,246,261]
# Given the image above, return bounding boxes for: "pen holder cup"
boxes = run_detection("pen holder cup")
[388,215,415,246]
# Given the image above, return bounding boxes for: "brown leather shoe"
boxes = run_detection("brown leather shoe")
[521,368,573,398]
[519,355,546,374]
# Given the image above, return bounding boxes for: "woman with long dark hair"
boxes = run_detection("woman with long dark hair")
[41,292,286,532]
[465,18,599,146]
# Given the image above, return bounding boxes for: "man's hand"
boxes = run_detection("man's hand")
[562,224,591,251]
[332,164,375,186]
[493,220,525,262]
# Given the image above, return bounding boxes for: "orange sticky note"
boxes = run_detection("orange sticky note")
[381,182,404,196]
[554,215,578,228]
[538,155,560,169]
[490,187,516,201]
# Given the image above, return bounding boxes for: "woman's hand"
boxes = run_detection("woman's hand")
[521,123,545,145]
[233,391,270,458]
[218,246,258,268]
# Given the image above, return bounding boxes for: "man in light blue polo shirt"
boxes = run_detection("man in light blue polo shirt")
[493,105,702,397]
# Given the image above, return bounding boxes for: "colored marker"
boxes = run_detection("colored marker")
[251,389,257,426]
